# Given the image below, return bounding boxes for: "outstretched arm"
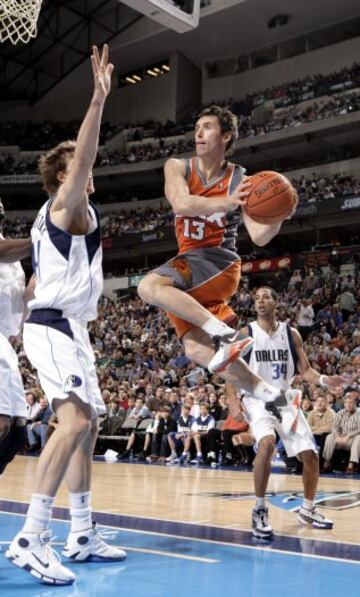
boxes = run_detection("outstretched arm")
[164,158,251,216]
[0,237,31,262]
[291,328,345,387]
[50,45,114,228]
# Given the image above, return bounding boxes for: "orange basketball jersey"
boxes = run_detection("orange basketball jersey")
[175,156,245,254]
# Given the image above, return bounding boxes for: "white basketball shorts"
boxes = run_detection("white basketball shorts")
[243,396,317,458]
[0,331,27,418]
[24,309,105,419]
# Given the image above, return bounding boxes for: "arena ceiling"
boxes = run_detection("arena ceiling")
[0,0,360,104]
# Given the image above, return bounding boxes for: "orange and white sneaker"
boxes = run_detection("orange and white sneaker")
[208,333,254,374]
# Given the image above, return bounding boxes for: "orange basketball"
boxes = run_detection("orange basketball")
[244,171,298,224]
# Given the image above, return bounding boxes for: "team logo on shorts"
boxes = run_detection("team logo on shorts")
[65,375,82,389]
[168,256,193,287]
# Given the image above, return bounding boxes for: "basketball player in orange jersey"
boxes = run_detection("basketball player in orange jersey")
[138,105,297,410]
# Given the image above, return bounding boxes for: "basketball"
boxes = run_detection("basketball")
[244,171,298,224]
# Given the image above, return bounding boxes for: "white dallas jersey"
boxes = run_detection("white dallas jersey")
[29,198,103,322]
[244,321,298,392]
[0,233,25,338]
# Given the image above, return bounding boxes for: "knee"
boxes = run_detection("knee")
[59,417,92,443]
[0,416,11,442]
[91,419,100,439]
[300,450,319,467]
[257,435,276,459]
[184,338,205,364]
[138,274,161,304]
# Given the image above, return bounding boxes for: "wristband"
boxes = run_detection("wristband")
[319,375,328,387]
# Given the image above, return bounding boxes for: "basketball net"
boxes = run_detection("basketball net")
[0,0,43,44]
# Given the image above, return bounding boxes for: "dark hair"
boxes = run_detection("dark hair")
[256,286,278,301]
[38,140,76,195]
[197,105,238,154]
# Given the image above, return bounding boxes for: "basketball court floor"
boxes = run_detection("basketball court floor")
[0,456,359,596]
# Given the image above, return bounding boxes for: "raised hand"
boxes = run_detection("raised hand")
[91,44,114,102]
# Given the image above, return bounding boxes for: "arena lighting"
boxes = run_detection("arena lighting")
[162,64,170,71]
[125,76,136,84]
[147,69,158,76]
[133,74,142,81]
[118,0,200,33]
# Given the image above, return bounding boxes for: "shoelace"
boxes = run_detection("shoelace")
[39,534,62,564]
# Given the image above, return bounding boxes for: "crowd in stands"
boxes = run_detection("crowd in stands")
[16,262,360,472]
[1,62,359,173]
[2,172,360,240]
[209,62,360,114]
[0,121,119,152]
[95,89,360,167]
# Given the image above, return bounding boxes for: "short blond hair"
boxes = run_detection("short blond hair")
[38,140,76,195]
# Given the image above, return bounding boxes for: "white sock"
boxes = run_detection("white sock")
[255,497,266,510]
[208,452,216,458]
[197,451,202,457]
[253,381,280,403]
[69,491,92,533]
[201,317,234,338]
[23,494,55,533]
[302,498,314,511]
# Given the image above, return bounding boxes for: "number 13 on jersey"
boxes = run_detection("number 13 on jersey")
[183,218,205,240]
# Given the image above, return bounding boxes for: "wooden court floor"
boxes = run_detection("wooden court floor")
[0,455,359,546]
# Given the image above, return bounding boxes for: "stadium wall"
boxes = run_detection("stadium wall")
[203,36,360,103]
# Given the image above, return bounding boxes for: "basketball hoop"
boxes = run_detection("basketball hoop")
[0,0,43,44]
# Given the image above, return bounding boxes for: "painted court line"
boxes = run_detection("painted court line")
[0,539,218,564]
[1,508,359,567]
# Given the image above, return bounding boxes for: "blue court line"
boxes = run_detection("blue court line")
[1,499,359,563]
[1,512,359,597]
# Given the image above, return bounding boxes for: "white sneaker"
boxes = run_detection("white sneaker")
[62,524,127,562]
[190,455,204,465]
[297,506,333,529]
[208,333,253,373]
[252,507,274,539]
[6,530,75,586]
[166,453,178,463]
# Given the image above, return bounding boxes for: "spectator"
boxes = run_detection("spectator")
[322,394,360,473]
[100,400,126,436]
[297,298,315,340]
[307,396,336,458]
[166,389,181,421]
[221,411,251,465]
[301,398,313,418]
[186,403,217,465]
[208,392,223,421]
[147,405,177,461]
[338,287,357,322]
[166,404,194,463]
[25,391,41,422]
[26,397,52,451]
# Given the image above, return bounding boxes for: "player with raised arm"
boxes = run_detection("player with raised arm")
[138,106,298,409]
[239,287,343,539]
[6,46,126,587]
[0,197,31,475]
